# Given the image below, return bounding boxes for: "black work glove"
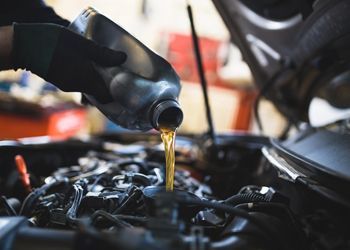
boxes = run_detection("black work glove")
[12,23,127,103]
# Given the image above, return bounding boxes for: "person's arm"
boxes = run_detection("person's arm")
[13,23,127,103]
[0,26,13,70]
[0,1,127,104]
[0,1,68,70]
[0,22,126,103]
[0,0,69,27]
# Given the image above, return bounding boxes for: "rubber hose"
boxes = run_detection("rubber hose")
[224,193,269,207]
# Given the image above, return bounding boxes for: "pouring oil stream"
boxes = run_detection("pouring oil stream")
[160,127,176,191]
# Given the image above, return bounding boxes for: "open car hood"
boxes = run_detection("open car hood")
[212,0,350,124]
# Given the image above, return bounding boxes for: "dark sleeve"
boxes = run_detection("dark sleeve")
[0,0,69,27]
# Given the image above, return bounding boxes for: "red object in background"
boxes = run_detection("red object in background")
[14,155,32,193]
[165,32,256,131]
[230,89,257,131]
[0,108,86,140]
[166,33,224,86]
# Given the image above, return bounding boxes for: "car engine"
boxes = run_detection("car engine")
[0,128,349,250]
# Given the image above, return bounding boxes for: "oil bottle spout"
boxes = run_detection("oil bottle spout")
[151,100,183,130]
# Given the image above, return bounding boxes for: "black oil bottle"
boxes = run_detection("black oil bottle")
[69,7,183,131]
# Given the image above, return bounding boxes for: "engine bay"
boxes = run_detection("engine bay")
[0,130,349,250]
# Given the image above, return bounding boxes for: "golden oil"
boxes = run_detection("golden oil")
[160,127,176,191]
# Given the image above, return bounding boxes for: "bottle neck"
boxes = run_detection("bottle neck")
[150,100,183,130]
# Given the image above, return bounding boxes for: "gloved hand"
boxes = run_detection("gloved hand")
[12,23,127,103]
